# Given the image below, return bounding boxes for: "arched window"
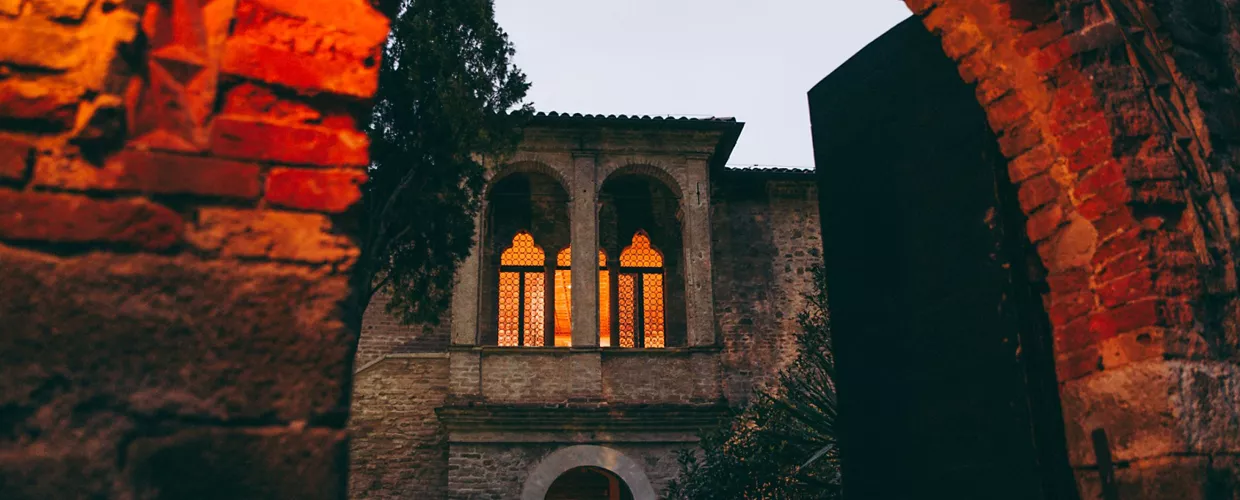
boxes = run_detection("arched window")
[618,231,664,348]
[554,247,612,347]
[498,231,545,346]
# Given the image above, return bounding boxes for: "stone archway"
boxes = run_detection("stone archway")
[521,445,657,500]
[858,0,1240,495]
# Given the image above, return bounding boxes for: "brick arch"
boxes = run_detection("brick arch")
[600,162,685,201]
[906,0,1240,493]
[487,160,573,200]
[520,445,657,500]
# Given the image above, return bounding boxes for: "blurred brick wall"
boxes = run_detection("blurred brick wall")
[0,0,388,497]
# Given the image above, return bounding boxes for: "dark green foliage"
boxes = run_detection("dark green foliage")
[362,0,532,323]
[667,265,840,499]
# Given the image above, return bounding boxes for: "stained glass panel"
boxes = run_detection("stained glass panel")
[619,232,662,268]
[498,271,520,346]
[557,246,571,267]
[599,269,610,347]
[502,231,544,266]
[524,272,545,346]
[554,269,571,346]
[618,274,635,348]
[642,273,665,348]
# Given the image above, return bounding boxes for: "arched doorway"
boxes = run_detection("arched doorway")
[520,445,657,500]
[544,466,634,500]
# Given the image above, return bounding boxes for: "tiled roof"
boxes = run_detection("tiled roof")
[724,165,815,176]
[532,111,737,123]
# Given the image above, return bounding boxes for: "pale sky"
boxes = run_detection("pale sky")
[494,1,912,168]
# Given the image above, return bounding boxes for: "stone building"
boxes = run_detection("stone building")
[349,112,823,498]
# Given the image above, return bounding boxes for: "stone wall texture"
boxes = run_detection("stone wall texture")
[905,0,1240,495]
[0,0,389,498]
[349,355,449,499]
[713,173,823,404]
[446,443,683,500]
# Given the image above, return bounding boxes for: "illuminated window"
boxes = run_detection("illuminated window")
[618,231,664,348]
[498,231,545,346]
[554,247,611,347]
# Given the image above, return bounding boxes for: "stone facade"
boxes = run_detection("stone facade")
[349,113,823,498]
[0,0,390,498]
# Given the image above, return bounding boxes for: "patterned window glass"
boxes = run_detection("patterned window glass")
[642,273,665,348]
[619,232,663,267]
[618,231,665,348]
[598,249,610,347]
[498,271,520,346]
[618,274,636,348]
[497,231,545,347]
[524,272,544,346]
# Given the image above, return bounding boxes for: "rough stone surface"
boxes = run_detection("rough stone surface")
[0,0,386,496]
[349,356,449,499]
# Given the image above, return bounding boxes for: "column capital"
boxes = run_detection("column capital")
[571,149,600,159]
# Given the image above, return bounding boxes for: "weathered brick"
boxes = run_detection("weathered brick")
[1055,315,1096,353]
[210,117,369,167]
[187,208,360,264]
[31,0,93,22]
[1090,299,1161,339]
[1077,183,1130,220]
[0,191,182,250]
[1049,290,1094,327]
[1097,269,1154,308]
[220,0,388,98]
[1026,203,1065,242]
[1096,248,1148,283]
[1056,346,1101,382]
[1007,145,1053,182]
[0,79,80,130]
[1067,138,1112,173]
[0,21,82,71]
[34,150,262,198]
[1017,173,1058,212]
[1077,159,1123,198]
[0,136,32,181]
[265,167,366,213]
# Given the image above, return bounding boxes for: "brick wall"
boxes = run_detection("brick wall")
[447,443,685,499]
[349,355,450,499]
[712,173,823,404]
[356,291,452,366]
[0,1,388,497]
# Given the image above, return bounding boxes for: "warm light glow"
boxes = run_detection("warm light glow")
[554,247,612,347]
[618,232,664,348]
[498,231,545,347]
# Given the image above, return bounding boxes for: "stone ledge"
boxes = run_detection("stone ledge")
[436,402,728,435]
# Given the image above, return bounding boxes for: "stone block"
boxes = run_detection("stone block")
[34,150,262,198]
[31,0,92,22]
[126,427,347,499]
[0,249,355,422]
[1075,456,1210,500]
[0,135,32,181]
[186,207,360,264]
[0,21,82,71]
[220,0,387,98]
[209,116,369,167]
[0,79,80,130]
[0,191,183,250]
[265,167,367,213]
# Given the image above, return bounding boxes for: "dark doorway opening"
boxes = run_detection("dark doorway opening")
[544,466,634,500]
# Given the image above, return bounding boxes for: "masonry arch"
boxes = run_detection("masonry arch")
[487,160,572,200]
[520,445,656,500]
[478,169,572,346]
[600,163,685,201]
[598,168,686,347]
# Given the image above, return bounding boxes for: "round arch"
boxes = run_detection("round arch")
[520,445,657,500]
[486,160,572,200]
[600,163,684,201]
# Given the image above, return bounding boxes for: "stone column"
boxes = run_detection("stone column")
[451,207,484,346]
[543,251,556,346]
[570,151,600,348]
[682,154,716,346]
[0,1,389,498]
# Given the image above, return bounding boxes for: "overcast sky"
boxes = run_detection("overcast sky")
[493,1,912,168]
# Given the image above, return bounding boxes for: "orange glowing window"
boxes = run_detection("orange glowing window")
[498,231,545,347]
[618,231,664,348]
[554,247,611,347]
